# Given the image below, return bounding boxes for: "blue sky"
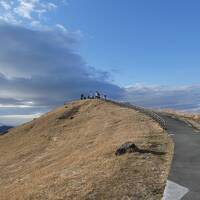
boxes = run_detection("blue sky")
[0,0,199,125]
[56,0,200,86]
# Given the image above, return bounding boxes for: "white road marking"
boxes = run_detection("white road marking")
[163,180,189,200]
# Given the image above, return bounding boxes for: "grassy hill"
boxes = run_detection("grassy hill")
[0,99,173,200]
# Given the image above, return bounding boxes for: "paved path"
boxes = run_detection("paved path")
[160,114,200,200]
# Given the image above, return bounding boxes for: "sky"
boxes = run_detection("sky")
[0,0,199,125]
[59,0,200,86]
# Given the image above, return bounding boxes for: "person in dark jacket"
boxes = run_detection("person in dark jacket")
[80,94,84,100]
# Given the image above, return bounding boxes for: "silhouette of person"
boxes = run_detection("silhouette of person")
[95,91,100,99]
[95,91,98,99]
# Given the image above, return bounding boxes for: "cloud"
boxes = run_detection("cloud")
[123,83,200,112]
[14,0,57,19]
[46,2,57,10]
[0,113,42,126]
[0,1,11,10]
[0,22,123,125]
[14,0,36,19]
[0,0,59,26]
[56,24,68,33]
[0,12,19,25]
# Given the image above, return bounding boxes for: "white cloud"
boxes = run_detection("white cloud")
[0,113,42,125]
[45,2,57,10]
[0,12,19,24]
[0,104,32,108]
[123,83,200,112]
[0,23,123,126]
[30,20,47,29]
[0,0,81,41]
[2,113,42,119]
[56,24,68,33]
[0,0,60,26]
[0,1,11,10]
[14,0,34,19]
[30,20,40,26]
[14,0,56,19]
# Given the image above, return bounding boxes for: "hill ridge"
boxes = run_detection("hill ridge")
[0,99,173,200]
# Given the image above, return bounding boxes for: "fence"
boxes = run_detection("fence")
[106,100,167,130]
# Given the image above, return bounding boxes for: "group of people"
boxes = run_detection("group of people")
[80,91,107,100]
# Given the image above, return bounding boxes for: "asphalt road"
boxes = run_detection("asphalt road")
[160,114,200,200]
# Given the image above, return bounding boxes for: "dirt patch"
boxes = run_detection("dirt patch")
[58,106,80,120]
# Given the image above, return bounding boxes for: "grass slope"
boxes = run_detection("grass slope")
[0,100,173,200]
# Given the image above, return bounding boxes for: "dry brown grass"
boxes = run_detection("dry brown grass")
[0,99,173,200]
[160,109,200,131]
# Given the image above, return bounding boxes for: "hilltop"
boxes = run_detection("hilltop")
[0,99,173,200]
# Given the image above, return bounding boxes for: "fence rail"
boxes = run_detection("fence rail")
[107,100,167,130]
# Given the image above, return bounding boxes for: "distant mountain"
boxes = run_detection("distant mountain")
[0,125,13,135]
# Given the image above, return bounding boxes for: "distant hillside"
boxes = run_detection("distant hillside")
[0,125,13,135]
[159,109,200,131]
[0,99,173,200]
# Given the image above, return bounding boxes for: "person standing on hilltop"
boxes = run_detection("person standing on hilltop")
[95,91,98,99]
[95,91,100,99]
[80,94,84,100]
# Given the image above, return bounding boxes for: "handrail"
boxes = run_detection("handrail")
[106,100,167,130]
